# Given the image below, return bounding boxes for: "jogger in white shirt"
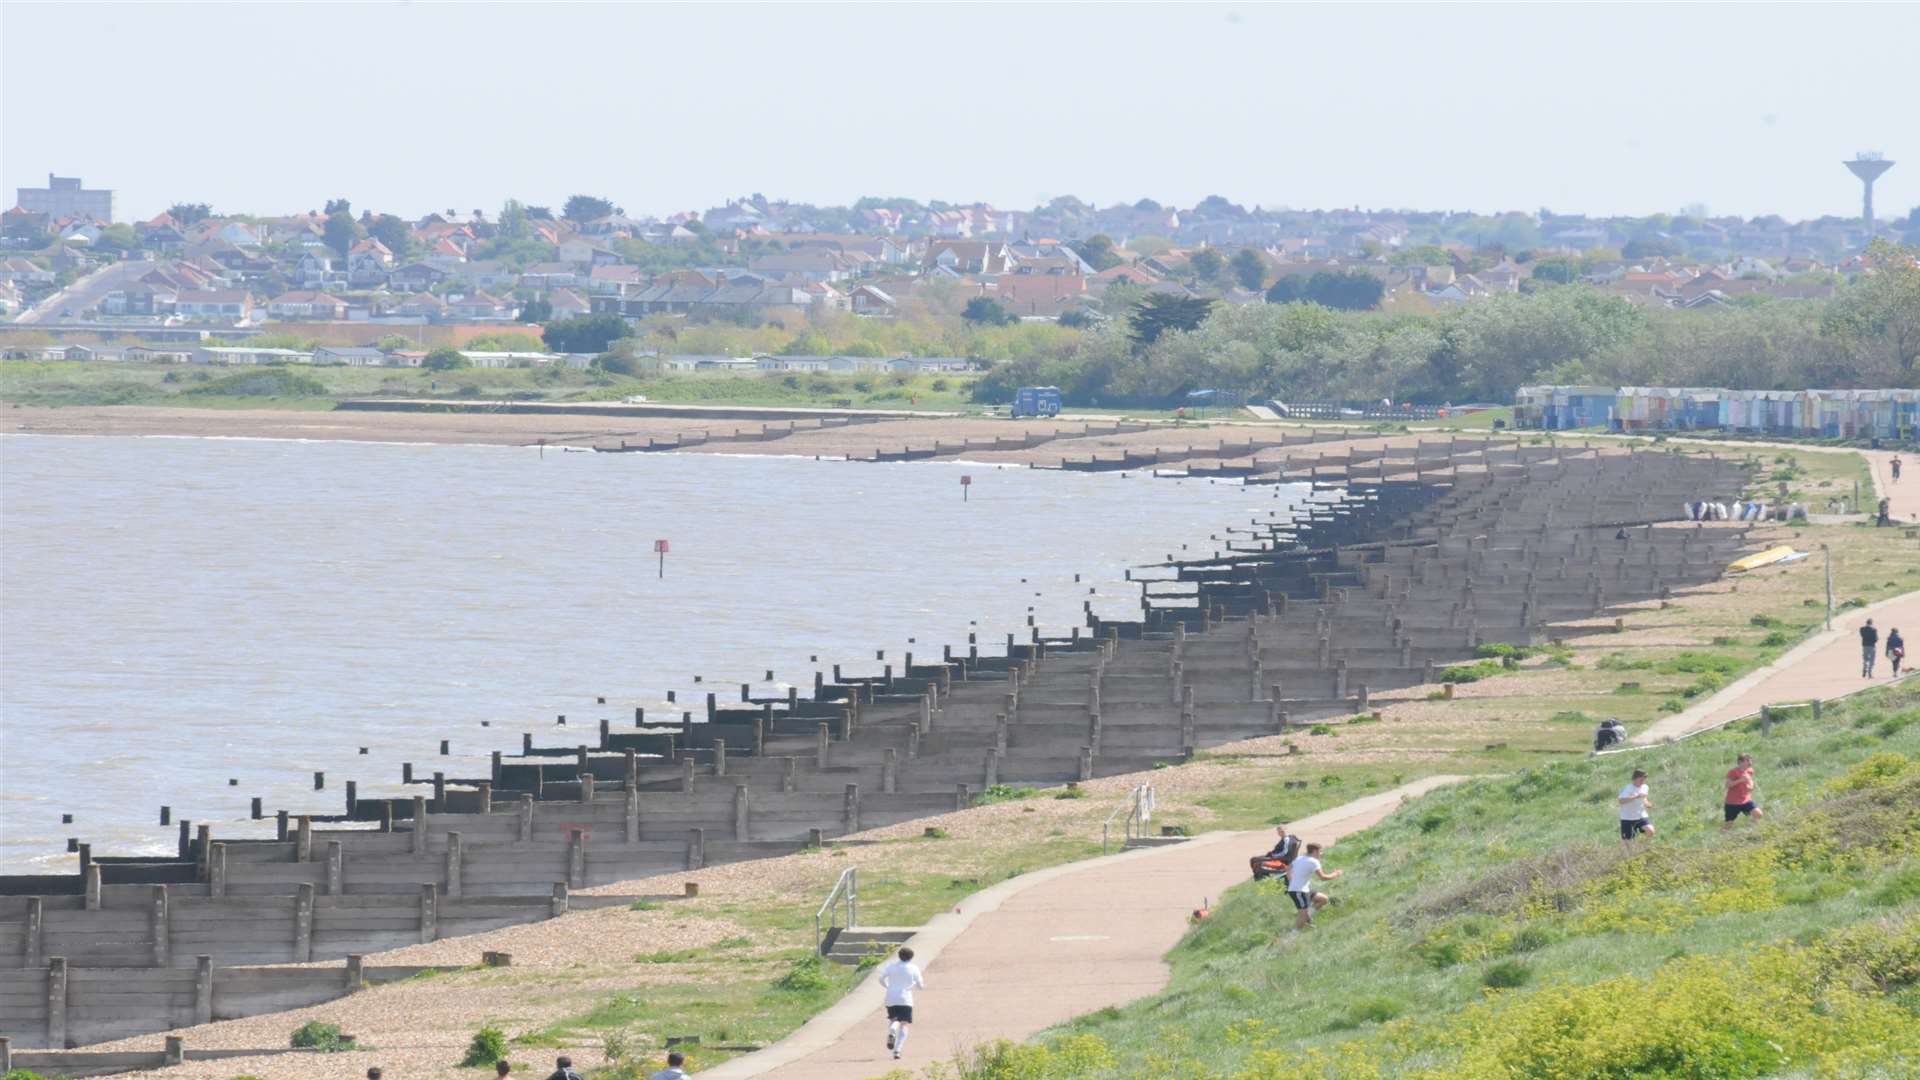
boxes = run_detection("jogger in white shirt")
[878,947,926,1060]
[1618,768,1656,854]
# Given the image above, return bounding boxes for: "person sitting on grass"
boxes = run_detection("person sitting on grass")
[1619,769,1655,853]
[546,1056,584,1080]
[1286,842,1342,930]
[1722,753,1763,830]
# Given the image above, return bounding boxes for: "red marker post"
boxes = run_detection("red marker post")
[654,538,670,578]
[961,475,972,502]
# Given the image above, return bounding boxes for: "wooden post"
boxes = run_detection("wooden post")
[164,1036,184,1066]
[431,772,445,806]
[682,756,696,792]
[345,954,364,992]
[1760,706,1773,737]
[517,794,534,842]
[624,781,640,844]
[580,770,596,805]
[84,863,101,911]
[193,955,212,1026]
[713,739,727,777]
[276,809,288,842]
[24,898,43,968]
[956,783,973,811]
[445,832,463,898]
[782,756,797,792]
[983,747,1000,787]
[844,783,861,832]
[151,885,170,968]
[325,841,343,895]
[419,883,439,943]
[195,824,211,879]
[1,1035,12,1074]
[882,748,898,793]
[816,722,831,769]
[1812,698,1823,722]
[48,956,69,1048]
[295,815,312,862]
[294,883,314,962]
[411,795,429,854]
[1079,746,1094,781]
[733,784,750,841]
[686,828,706,870]
[208,843,226,899]
[550,882,569,918]
[567,830,585,888]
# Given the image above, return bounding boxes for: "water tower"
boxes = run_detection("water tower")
[1844,152,1895,232]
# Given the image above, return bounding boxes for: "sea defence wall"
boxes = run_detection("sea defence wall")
[0,438,1759,1050]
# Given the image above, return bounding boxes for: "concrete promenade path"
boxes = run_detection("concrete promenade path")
[709,776,1466,1080]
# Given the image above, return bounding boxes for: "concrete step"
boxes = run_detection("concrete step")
[1122,835,1190,850]
[821,926,917,964]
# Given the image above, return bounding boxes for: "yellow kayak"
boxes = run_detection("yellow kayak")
[1728,545,1798,572]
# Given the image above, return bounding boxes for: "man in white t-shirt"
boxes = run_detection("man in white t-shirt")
[878,946,926,1060]
[1285,842,1343,930]
[1618,768,1656,853]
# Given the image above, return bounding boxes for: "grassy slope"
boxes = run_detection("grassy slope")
[986,680,1920,1080]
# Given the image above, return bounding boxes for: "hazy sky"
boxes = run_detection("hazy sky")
[3,2,1914,224]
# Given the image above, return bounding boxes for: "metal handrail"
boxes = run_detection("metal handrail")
[813,867,857,956]
[1101,783,1154,853]
[1596,670,1915,756]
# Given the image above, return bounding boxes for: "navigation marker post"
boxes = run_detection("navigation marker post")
[655,538,670,579]
[961,475,972,502]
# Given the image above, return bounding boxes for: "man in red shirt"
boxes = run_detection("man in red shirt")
[1722,753,1763,830]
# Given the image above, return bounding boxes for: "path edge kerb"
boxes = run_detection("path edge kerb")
[1631,586,1920,745]
[702,777,1465,1079]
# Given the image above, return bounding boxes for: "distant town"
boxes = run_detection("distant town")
[4,169,1913,369]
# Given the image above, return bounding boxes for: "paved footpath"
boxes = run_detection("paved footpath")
[709,776,1466,1080]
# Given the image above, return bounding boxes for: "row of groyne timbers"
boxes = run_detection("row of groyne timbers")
[0,439,1761,1050]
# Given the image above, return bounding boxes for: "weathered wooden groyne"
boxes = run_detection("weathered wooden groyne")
[0,440,1758,1051]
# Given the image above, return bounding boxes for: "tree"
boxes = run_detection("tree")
[377,334,415,351]
[1823,239,1920,377]
[1058,308,1097,328]
[1530,256,1580,285]
[422,347,468,370]
[323,212,357,259]
[1265,276,1303,304]
[542,313,633,353]
[1623,235,1682,260]
[1187,247,1226,283]
[526,205,555,221]
[323,198,351,216]
[1230,247,1268,292]
[499,199,530,240]
[961,297,1015,326]
[166,202,212,226]
[1067,234,1122,271]
[1304,270,1384,311]
[518,297,553,323]
[563,195,617,223]
[366,214,413,258]
[1133,198,1163,212]
[1130,293,1214,349]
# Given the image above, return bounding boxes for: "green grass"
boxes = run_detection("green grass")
[1003,679,1920,1080]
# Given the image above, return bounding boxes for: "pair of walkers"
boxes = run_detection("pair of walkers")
[1617,756,1763,854]
[1251,824,1344,929]
[1860,619,1906,678]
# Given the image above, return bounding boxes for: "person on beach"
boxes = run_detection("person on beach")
[367,1070,382,1080]
[496,1062,512,1080]
[648,1051,692,1080]
[1619,769,1655,853]
[1892,455,1902,483]
[1251,823,1301,880]
[1888,627,1906,677]
[1877,497,1892,526]
[1862,619,1880,678]
[1722,753,1763,830]
[546,1056,584,1080]
[879,946,926,1061]
[1286,842,1343,930]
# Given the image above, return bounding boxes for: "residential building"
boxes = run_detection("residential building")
[849,284,897,316]
[195,346,314,365]
[267,290,349,320]
[314,346,388,366]
[922,240,1012,275]
[15,173,115,222]
[172,289,254,321]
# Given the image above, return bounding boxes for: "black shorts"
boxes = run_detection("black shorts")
[1620,818,1651,840]
[1724,801,1757,821]
[1287,890,1314,910]
[886,1005,914,1023]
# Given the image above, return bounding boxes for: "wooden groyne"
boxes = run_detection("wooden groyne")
[0,440,1759,1053]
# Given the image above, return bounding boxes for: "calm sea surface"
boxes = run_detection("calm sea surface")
[0,434,1293,871]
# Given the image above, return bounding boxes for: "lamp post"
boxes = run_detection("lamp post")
[1822,543,1832,630]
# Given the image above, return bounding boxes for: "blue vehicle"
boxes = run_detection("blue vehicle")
[1012,386,1063,418]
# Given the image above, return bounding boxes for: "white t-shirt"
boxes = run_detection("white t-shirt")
[880,959,924,1006]
[1286,855,1322,893]
[1618,782,1649,820]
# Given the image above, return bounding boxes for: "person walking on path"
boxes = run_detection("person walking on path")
[1862,619,1881,678]
[1892,455,1903,483]
[1888,627,1906,677]
[1619,769,1655,853]
[1286,842,1343,930]
[1722,753,1763,830]
[1250,823,1301,880]
[878,946,926,1061]
[648,1051,692,1080]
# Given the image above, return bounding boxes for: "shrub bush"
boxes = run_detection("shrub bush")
[774,956,832,993]
[1483,959,1532,988]
[461,1025,507,1066]
[290,1020,349,1052]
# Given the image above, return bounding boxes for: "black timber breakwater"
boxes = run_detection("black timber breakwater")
[0,438,1759,1050]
